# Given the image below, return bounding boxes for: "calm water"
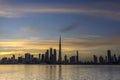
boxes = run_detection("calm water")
[0,65,119,80]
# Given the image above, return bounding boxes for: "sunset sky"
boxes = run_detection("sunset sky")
[0,0,120,59]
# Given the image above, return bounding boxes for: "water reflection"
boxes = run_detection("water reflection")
[49,65,57,80]
[45,65,62,80]
[58,65,62,80]
[0,65,119,80]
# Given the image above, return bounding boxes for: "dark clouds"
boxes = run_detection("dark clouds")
[60,23,79,33]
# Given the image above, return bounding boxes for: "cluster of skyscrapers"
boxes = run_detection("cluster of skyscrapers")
[92,50,120,64]
[0,37,120,65]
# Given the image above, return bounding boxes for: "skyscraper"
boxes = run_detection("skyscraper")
[53,49,57,63]
[25,53,31,64]
[50,48,53,63]
[107,50,112,64]
[45,50,49,63]
[76,51,79,64]
[58,36,62,64]
[93,55,98,64]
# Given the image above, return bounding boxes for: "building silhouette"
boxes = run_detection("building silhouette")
[93,55,98,64]
[107,50,112,64]
[64,55,68,64]
[58,36,62,64]
[0,36,120,65]
[50,48,53,63]
[99,56,104,64]
[25,53,31,64]
[45,50,49,63]
[76,51,79,64]
[53,49,57,63]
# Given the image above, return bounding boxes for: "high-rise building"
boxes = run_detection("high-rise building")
[11,54,16,64]
[64,55,68,64]
[50,48,53,63]
[38,53,41,61]
[113,54,117,63]
[25,53,31,63]
[58,36,62,64]
[41,54,45,63]
[76,51,79,63]
[99,56,104,64]
[45,50,49,63]
[53,49,57,63]
[70,56,76,64]
[107,50,112,64]
[93,55,98,64]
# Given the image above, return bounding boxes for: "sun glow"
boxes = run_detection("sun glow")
[0,52,12,55]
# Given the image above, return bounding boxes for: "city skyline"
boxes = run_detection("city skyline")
[0,36,120,65]
[0,0,120,60]
[0,47,120,65]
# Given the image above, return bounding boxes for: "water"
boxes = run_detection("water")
[0,65,119,80]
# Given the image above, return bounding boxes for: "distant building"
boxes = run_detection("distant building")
[45,50,49,63]
[76,51,79,64]
[93,55,98,64]
[107,50,112,64]
[41,54,45,63]
[58,36,62,64]
[53,49,57,63]
[50,48,53,63]
[70,56,76,64]
[64,55,68,64]
[99,56,104,64]
[25,53,31,64]
[38,53,41,61]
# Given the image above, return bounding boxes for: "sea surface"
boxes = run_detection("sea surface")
[0,65,119,80]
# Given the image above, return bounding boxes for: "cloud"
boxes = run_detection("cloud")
[20,26,40,34]
[0,36,120,52]
[0,26,44,40]
[62,37,120,50]
[0,2,119,20]
[60,23,79,33]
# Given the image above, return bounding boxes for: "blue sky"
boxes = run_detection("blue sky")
[0,0,120,57]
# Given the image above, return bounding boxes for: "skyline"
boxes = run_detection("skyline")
[0,0,120,60]
[1,49,120,65]
[0,38,120,65]
[0,36,120,65]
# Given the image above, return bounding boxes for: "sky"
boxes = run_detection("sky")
[0,0,120,59]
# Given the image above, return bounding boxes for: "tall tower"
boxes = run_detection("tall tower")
[76,50,79,64]
[58,36,62,64]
